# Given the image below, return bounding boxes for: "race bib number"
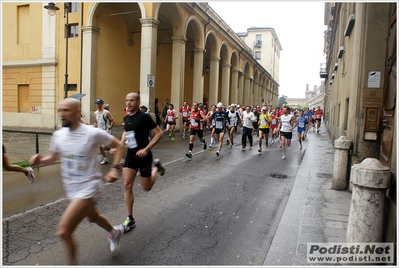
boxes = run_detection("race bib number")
[168,116,174,122]
[299,122,305,128]
[272,119,277,124]
[261,119,266,125]
[317,115,321,119]
[182,111,188,117]
[62,155,87,177]
[216,121,223,129]
[191,119,198,127]
[126,130,138,149]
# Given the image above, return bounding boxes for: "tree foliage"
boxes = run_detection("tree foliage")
[278,95,288,107]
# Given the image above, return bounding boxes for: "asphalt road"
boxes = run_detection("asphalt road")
[3,129,305,265]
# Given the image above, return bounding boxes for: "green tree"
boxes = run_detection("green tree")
[278,95,288,107]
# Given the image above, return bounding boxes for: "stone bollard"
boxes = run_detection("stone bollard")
[331,136,353,190]
[346,158,391,242]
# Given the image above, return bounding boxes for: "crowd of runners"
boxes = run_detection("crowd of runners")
[157,100,324,160]
[5,93,323,265]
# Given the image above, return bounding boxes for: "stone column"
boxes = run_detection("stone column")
[332,136,353,190]
[346,158,391,242]
[221,63,231,105]
[170,36,186,132]
[81,25,100,124]
[192,48,204,105]
[230,68,239,104]
[139,18,159,110]
[238,72,244,105]
[244,76,251,106]
[208,56,220,106]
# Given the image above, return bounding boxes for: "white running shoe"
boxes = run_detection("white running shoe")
[100,158,108,165]
[26,167,35,184]
[282,155,286,159]
[216,151,220,156]
[108,225,123,253]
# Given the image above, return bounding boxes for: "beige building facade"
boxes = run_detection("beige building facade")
[237,27,282,85]
[2,2,279,129]
[322,2,396,243]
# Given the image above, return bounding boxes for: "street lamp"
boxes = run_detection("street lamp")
[44,2,69,99]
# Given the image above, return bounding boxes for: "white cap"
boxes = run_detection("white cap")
[217,102,223,108]
[231,103,235,107]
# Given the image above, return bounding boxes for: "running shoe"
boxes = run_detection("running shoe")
[108,225,123,253]
[226,140,230,145]
[186,151,193,158]
[122,217,136,233]
[203,141,207,150]
[230,144,233,149]
[282,155,286,159]
[216,151,219,156]
[241,146,246,151]
[258,148,262,153]
[272,140,275,144]
[171,138,175,142]
[182,134,185,139]
[26,167,35,184]
[154,158,165,176]
[209,144,213,149]
[168,133,172,138]
[100,158,109,165]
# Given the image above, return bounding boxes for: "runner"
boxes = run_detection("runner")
[314,106,324,133]
[227,104,240,148]
[257,107,272,153]
[165,103,178,142]
[269,108,279,144]
[179,101,191,138]
[210,102,230,156]
[310,107,316,131]
[207,104,217,148]
[186,102,207,158]
[29,98,125,264]
[241,105,257,150]
[121,92,166,233]
[93,99,116,165]
[278,106,297,159]
[3,145,35,183]
[297,109,307,149]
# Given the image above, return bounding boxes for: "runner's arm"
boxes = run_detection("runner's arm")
[29,151,59,166]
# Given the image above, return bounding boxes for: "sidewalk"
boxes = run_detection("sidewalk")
[264,124,352,265]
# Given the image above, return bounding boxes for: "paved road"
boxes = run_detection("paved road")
[3,128,306,265]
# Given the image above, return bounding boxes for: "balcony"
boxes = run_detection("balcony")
[320,63,328,79]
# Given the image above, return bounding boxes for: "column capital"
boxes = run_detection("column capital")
[81,25,100,34]
[222,63,231,68]
[139,18,160,27]
[171,36,187,44]
[193,48,205,53]
[210,56,220,61]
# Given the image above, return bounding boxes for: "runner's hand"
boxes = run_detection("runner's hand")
[104,169,119,183]
[29,154,40,166]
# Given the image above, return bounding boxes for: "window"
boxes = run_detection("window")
[66,24,79,38]
[344,98,349,130]
[66,2,79,13]
[337,103,341,127]
[256,34,262,41]
[255,51,261,60]
[17,5,29,44]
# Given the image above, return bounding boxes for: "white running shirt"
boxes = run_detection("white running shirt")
[50,124,114,200]
[280,114,293,132]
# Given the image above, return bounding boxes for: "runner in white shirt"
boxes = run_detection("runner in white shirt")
[241,105,257,150]
[227,104,239,148]
[94,99,115,165]
[278,106,297,159]
[29,98,125,265]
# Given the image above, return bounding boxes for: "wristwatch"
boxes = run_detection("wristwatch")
[145,146,150,152]
[112,164,122,170]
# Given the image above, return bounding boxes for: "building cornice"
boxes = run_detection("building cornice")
[3,58,58,68]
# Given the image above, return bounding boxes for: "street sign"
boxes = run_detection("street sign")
[147,74,154,88]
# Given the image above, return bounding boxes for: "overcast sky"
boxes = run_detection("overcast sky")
[208,1,327,99]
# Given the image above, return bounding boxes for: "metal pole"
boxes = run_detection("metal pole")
[64,3,69,99]
[35,132,39,154]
